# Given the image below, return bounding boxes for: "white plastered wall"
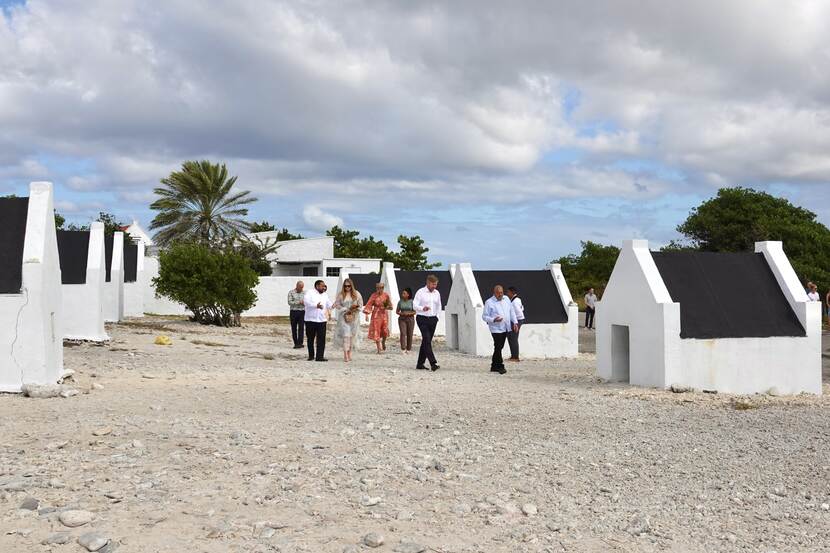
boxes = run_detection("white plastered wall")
[597,240,821,395]
[61,222,109,341]
[445,263,578,359]
[123,241,146,317]
[0,182,64,392]
[103,232,125,322]
[245,276,339,316]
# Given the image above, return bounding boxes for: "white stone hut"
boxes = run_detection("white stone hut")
[596,240,821,395]
[445,264,578,358]
[123,239,146,317]
[102,231,125,322]
[57,222,109,341]
[0,182,64,392]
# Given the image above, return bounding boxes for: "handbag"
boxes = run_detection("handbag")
[344,311,355,323]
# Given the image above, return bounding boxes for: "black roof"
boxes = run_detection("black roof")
[0,197,28,294]
[394,270,452,309]
[474,270,569,324]
[57,230,90,285]
[651,251,806,339]
[124,241,138,283]
[348,273,380,303]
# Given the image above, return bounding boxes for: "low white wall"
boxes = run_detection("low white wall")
[103,232,125,322]
[61,222,108,341]
[143,255,189,316]
[0,182,63,392]
[245,276,340,316]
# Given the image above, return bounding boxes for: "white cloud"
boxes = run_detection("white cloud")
[302,205,343,231]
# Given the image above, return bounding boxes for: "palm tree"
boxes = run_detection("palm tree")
[150,160,257,247]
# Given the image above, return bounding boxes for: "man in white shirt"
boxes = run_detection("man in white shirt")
[506,286,525,362]
[584,287,598,330]
[304,280,333,362]
[482,285,519,375]
[413,274,442,371]
[807,282,820,302]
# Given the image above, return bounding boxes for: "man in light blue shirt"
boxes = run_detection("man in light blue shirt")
[482,285,519,374]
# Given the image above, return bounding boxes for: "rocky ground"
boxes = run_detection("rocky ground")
[1,317,830,553]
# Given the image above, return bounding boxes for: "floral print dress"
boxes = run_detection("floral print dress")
[364,292,391,341]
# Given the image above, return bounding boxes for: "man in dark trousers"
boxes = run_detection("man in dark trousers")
[584,287,598,330]
[287,280,306,348]
[506,286,525,361]
[413,274,442,371]
[303,280,332,362]
[482,285,519,374]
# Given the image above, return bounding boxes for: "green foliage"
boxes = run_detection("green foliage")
[233,235,280,276]
[393,234,442,270]
[150,160,257,246]
[152,242,259,327]
[675,187,830,293]
[552,241,620,303]
[54,211,65,229]
[96,212,124,236]
[249,220,304,241]
[327,225,391,260]
[248,220,277,233]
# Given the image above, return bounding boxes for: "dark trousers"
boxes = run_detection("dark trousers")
[399,315,415,350]
[491,332,508,370]
[305,321,327,360]
[416,315,438,367]
[585,307,595,328]
[507,320,523,359]
[290,310,305,346]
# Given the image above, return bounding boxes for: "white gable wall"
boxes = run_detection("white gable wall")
[62,222,109,341]
[0,182,63,392]
[123,241,146,317]
[103,232,125,322]
[597,240,820,395]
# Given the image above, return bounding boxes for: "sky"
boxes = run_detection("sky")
[1,0,830,269]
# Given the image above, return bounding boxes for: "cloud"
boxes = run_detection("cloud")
[302,205,343,231]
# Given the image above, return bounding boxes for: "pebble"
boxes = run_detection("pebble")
[626,514,651,536]
[78,532,111,551]
[361,495,382,507]
[60,388,80,398]
[92,426,113,436]
[394,542,427,553]
[92,383,105,390]
[19,497,39,510]
[363,532,385,547]
[521,503,538,516]
[59,509,95,527]
[821,503,829,511]
[42,533,72,545]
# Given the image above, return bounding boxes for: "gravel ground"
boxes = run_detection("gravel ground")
[1,316,829,553]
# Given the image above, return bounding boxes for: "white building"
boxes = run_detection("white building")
[0,182,64,392]
[123,239,146,317]
[57,222,109,341]
[102,231,125,322]
[249,233,380,277]
[597,240,821,395]
[445,264,578,359]
[121,219,155,253]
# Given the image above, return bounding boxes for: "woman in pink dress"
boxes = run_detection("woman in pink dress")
[364,281,392,353]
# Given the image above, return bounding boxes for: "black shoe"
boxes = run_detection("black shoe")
[315,358,328,362]
[430,364,440,372]
[416,365,428,370]
[496,367,507,374]
[307,356,314,361]
[294,344,303,349]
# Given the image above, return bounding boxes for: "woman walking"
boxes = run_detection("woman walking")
[396,287,416,354]
[333,278,363,362]
[364,281,392,354]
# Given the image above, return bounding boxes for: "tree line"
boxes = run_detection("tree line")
[555,187,830,303]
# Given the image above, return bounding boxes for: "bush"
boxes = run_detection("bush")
[153,243,259,326]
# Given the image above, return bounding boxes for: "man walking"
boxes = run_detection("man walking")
[506,286,525,362]
[413,274,442,371]
[304,280,332,362]
[482,285,518,375]
[287,281,305,349]
[584,287,598,330]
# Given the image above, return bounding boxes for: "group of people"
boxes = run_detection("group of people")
[286,275,528,374]
[287,275,444,370]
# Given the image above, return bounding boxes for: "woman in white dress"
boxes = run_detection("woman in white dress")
[333,278,363,362]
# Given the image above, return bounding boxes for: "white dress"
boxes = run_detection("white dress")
[333,293,363,349]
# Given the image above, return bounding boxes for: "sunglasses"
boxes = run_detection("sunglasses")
[344,285,352,288]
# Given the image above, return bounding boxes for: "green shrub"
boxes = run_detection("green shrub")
[153,242,259,327]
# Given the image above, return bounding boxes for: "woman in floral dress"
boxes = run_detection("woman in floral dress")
[363,281,392,354]
[333,278,363,362]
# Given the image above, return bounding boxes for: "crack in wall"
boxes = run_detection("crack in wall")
[10,287,30,386]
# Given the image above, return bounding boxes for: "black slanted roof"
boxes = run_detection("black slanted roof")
[124,241,138,283]
[57,230,90,285]
[651,251,805,339]
[394,270,452,309]
[348,273,380,303]
[104,234,113,283]
[0,197,28,294]
[474,270,568,324]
